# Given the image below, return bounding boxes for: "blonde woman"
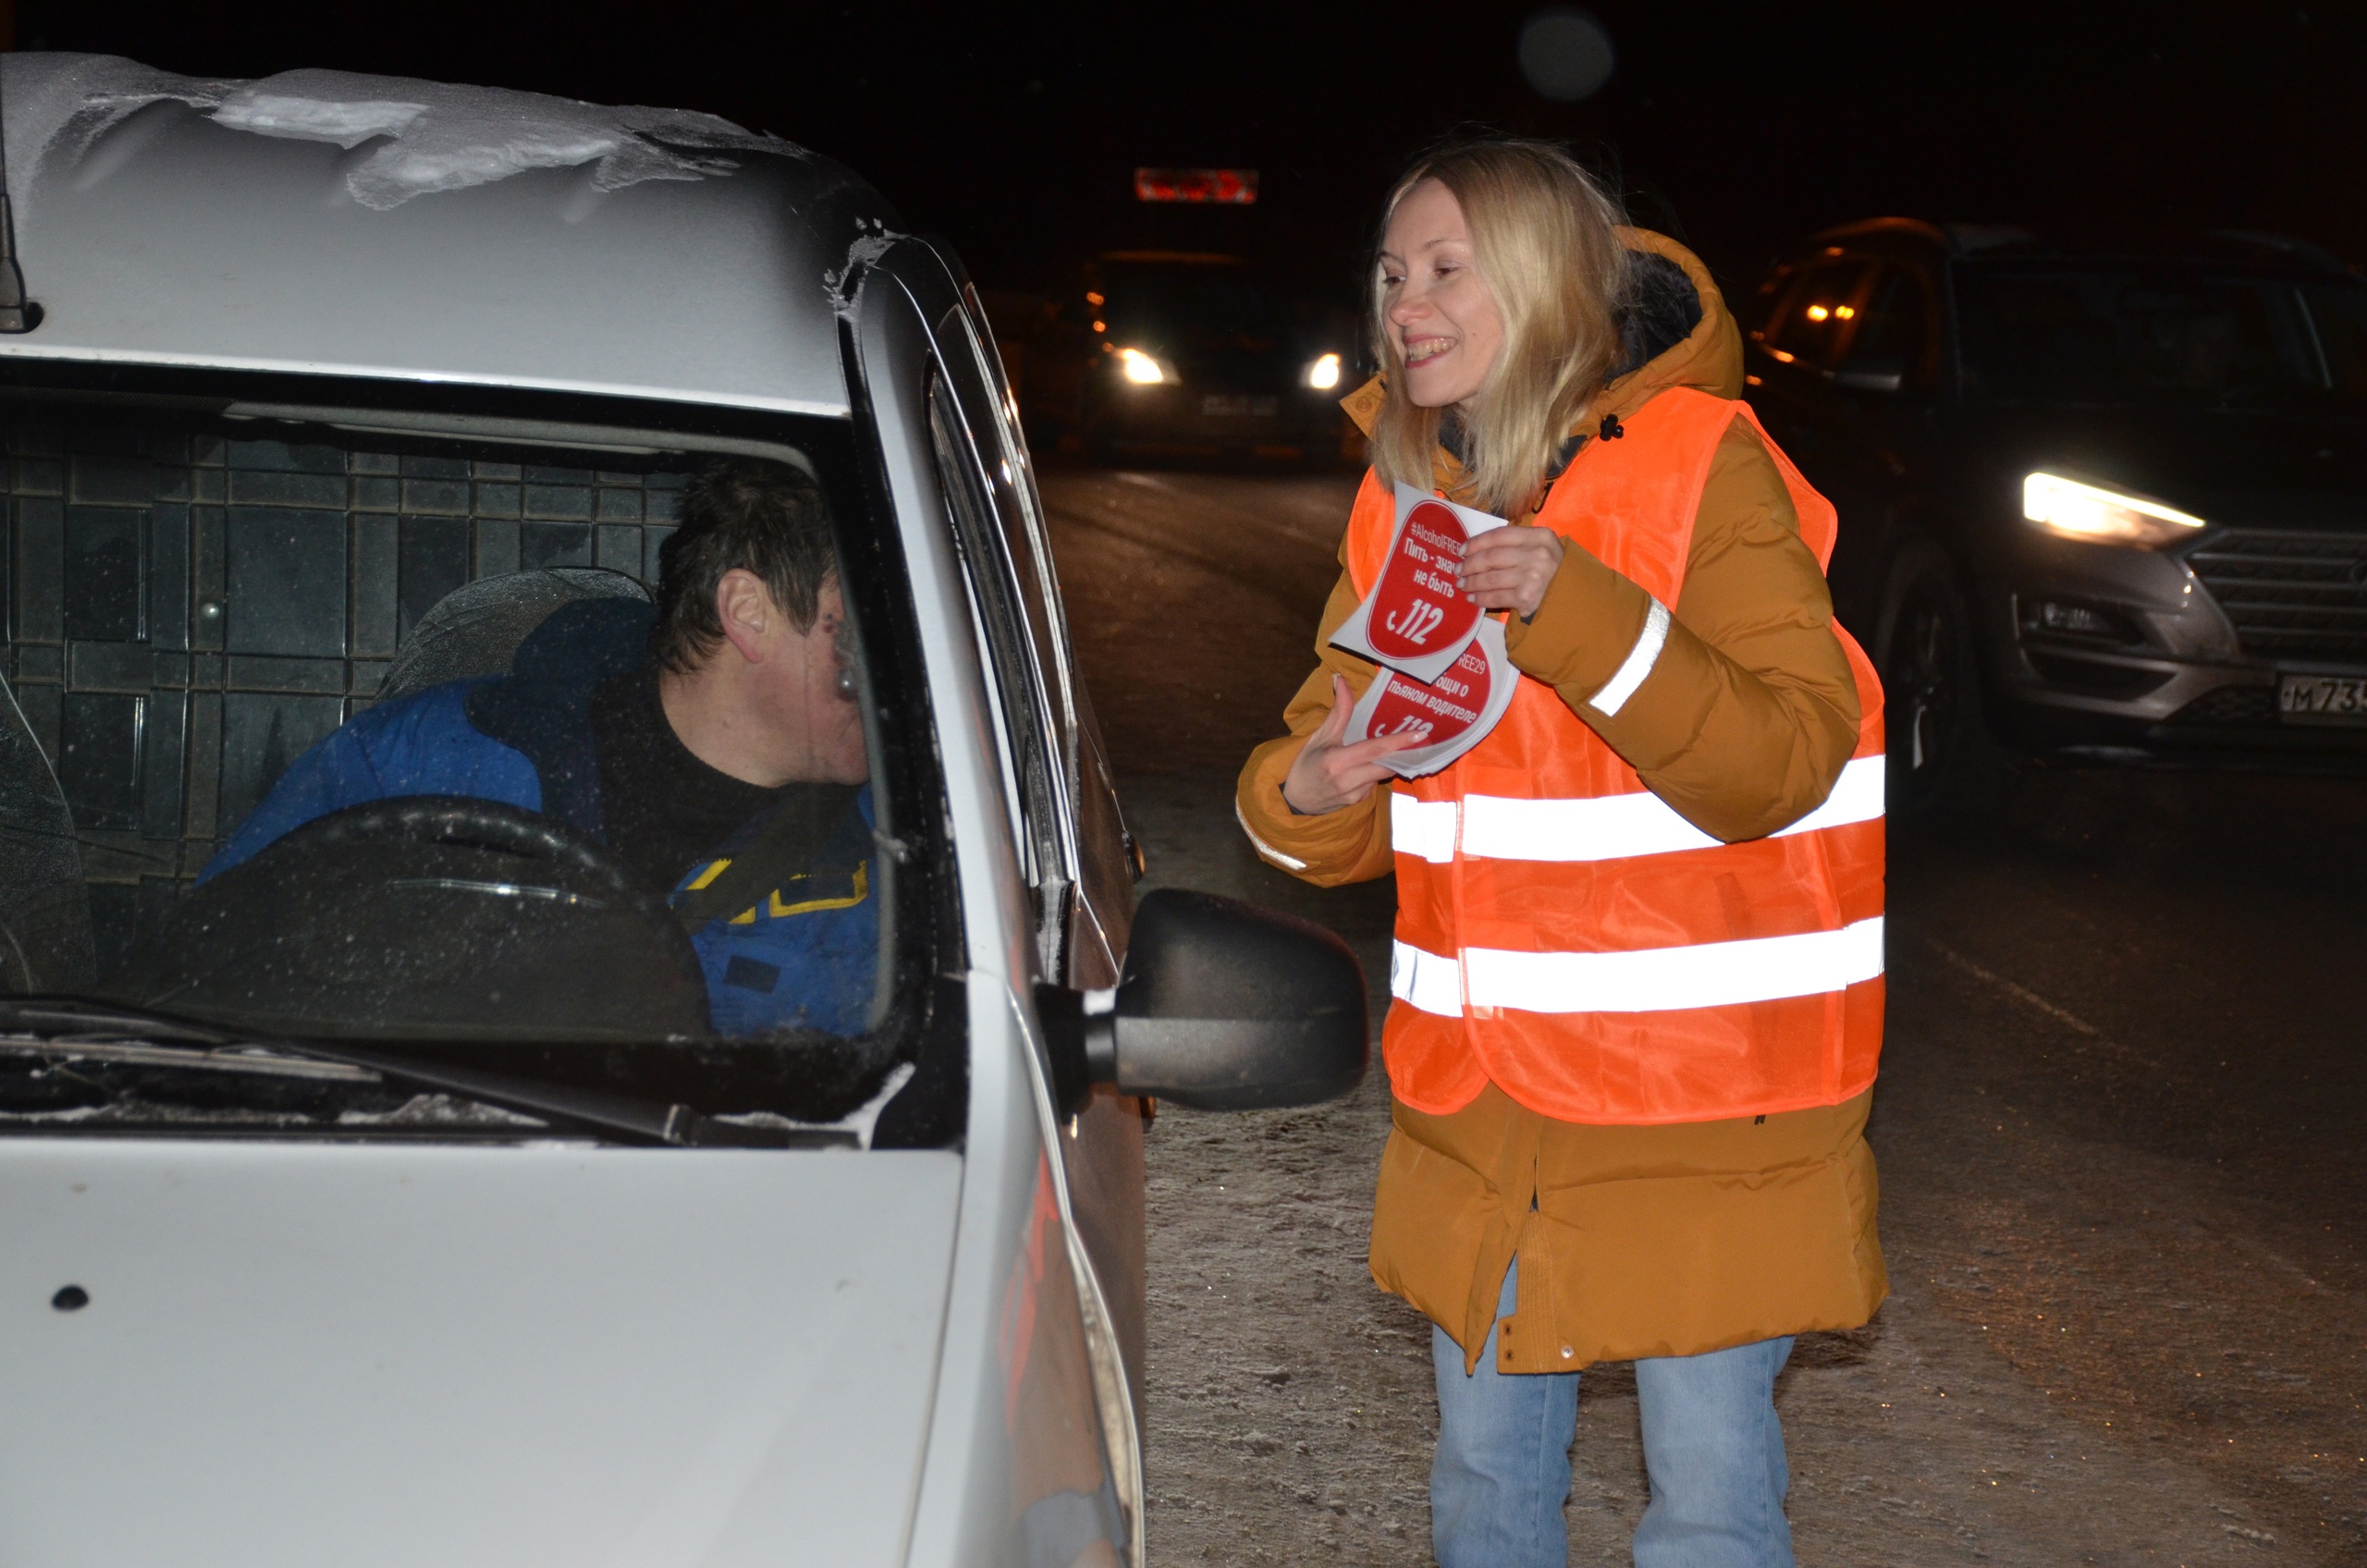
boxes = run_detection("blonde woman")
[1235,138,1887,1568]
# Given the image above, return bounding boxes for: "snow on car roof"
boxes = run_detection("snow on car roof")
[0,54,899,416]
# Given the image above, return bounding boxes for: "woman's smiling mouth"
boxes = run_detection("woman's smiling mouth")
[1404,335,1456,367]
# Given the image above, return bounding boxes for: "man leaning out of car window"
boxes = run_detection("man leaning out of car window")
[203,461,878,1036]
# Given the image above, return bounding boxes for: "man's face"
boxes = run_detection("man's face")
[759,577,868,786]
[690,568,868,788]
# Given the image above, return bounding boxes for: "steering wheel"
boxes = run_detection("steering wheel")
[277,796,706,992]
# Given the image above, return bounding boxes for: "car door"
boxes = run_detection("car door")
[1816,261,1946,623]
[852,245,1146,1563]
[868,243,1150,1420]
[924,294,1152,1418]
[1746,251,1876,472]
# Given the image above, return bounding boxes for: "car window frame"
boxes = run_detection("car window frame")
[1949,262,2336,408]
[946,291,1136,972]
[1759,255,1880,372]
[1832,261,1941,390]
[0,363,971,1138]
[938,307,1083,742]
[925,362,1078,982]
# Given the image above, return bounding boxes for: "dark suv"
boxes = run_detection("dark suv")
[1744,219,2367,809]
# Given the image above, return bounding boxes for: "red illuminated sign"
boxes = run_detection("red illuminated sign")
[1134,167,1258,204]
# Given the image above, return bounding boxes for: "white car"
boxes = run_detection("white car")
[0,55,1365,1568]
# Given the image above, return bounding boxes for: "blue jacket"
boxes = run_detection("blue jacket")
[204,606,878,1038]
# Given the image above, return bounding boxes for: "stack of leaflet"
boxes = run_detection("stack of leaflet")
[1329,484,1522,777]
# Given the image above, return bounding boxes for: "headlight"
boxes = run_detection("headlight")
[2022,472,2206,548]
[1116,347,1170,386]
[1306,352,1342,390]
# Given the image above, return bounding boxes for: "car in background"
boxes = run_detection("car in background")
[1017,251,1355,464]
[0,53,1366,1568]
[1744,219,2367,812]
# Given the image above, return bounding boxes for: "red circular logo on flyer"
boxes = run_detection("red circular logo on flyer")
[1366,637,1496,747]
[1364,499,1481,664]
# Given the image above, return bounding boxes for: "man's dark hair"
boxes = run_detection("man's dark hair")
[651,459,837,674]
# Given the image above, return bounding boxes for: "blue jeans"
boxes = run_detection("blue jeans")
[1431,1263,1796,1568]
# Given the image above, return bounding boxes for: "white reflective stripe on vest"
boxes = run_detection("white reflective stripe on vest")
[1390,754,1886,866]
[1390,915,1884,1017]
[1390,938,1466,1016]
[1390,791,1460,864]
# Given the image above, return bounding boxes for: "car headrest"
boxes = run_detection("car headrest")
[513,596,658,691]
[379,568,652,704]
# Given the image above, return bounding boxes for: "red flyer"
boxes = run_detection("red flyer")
[1345,617,1519,778]
[1330,483,1508,684]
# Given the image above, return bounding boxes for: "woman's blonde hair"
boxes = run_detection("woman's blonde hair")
[1367,138,1630,515]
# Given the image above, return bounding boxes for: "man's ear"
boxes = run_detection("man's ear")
[714,569,773,664]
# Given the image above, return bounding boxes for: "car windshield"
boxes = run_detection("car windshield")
[0,381,939,1138]
[1956,264,2350,408]
[1100,263,1292,350]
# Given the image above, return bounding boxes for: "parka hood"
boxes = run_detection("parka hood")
[1600,228,1744,415]
[1340,227,1745,447]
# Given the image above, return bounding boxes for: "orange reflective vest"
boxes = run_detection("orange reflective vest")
[1347,387,1886,1126]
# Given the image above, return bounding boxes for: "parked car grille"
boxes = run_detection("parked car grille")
[2187,531,2367,663]
[2168,685,2277,727]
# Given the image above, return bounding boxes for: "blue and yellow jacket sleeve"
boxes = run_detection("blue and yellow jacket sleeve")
[676,792,880,1039]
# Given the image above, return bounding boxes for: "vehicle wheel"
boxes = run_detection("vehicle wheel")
[1876,547,1992,820]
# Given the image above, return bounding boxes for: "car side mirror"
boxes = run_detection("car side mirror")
[1832,355,1907,393]
[1038,888,1367,1112]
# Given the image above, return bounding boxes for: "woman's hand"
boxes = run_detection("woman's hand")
[1458,524,1564,620]
[1282,675,1422,815]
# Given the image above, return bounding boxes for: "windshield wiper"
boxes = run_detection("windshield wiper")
[1,1036,375,1081]
[0,998,854,1149]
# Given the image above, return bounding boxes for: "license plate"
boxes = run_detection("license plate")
[2278,672,2367,726]
[1200,394,1277,418]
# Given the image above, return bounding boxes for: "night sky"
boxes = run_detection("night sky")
[16,2,2356,304]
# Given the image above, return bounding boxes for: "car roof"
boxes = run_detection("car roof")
[0,54,901,417]
[1807,216,2353,277]
[1807,218,2038,259]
